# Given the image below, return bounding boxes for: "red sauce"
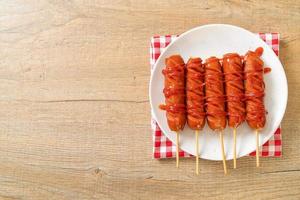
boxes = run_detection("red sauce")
[186,58,206,124]
[159,104,186,113]
[255,47,264,56]
[244,47,266,129]
[264,67,272,74]
[159,48,270,130]
[204,57,227,130]
[163,87,185,98]
[160,55,186,122]
[222,53,246,127]
[162,67,184,79]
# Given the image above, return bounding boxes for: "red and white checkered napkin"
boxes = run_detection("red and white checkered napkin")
[150,33,282,159]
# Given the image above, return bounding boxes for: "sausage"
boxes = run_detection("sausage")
[186,57,206,130]
[244,47,266,130]
[223,53,246,128]
[159,55,186,131]
[204,57,226,131]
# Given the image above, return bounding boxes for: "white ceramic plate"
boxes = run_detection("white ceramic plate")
[149,24,287,160]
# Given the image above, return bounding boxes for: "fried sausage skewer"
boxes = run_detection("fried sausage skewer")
[186,58,205,174]
[205,57,227,174]
[223,53,245,169]
[160,55,186,168]
[244,47,266,167]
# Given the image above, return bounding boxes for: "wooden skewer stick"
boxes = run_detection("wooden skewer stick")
[233,128,237,169]
[220,131,227,175]
[176,131,179,168]
[195,130,199,175]
[256,129,260,167]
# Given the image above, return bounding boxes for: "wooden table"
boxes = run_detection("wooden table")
[0,1,299,199]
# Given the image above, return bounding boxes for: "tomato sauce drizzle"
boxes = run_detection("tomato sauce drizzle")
[158,47,270,130]
[159,104,186,113]
[223,53,246,128]
[160,56,186,115]
[186,58,206,129]
[205,57,226,130]
[244,47,267,129]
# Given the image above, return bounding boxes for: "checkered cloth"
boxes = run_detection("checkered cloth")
[150,33,282,159]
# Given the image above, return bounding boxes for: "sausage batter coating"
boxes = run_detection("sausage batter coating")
[186,58,206,130]
[244,47,266,130]
[160,55,186,131]
[204,57,226,131]
[223,53,246,128]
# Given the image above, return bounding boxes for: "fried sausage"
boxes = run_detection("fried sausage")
[223,53,246,128]
[159,55,186,131]
[204,57,226,131]
[244,47,266,130]
[186,57,206,130]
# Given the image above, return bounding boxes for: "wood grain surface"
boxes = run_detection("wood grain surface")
[0,0,299,199]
